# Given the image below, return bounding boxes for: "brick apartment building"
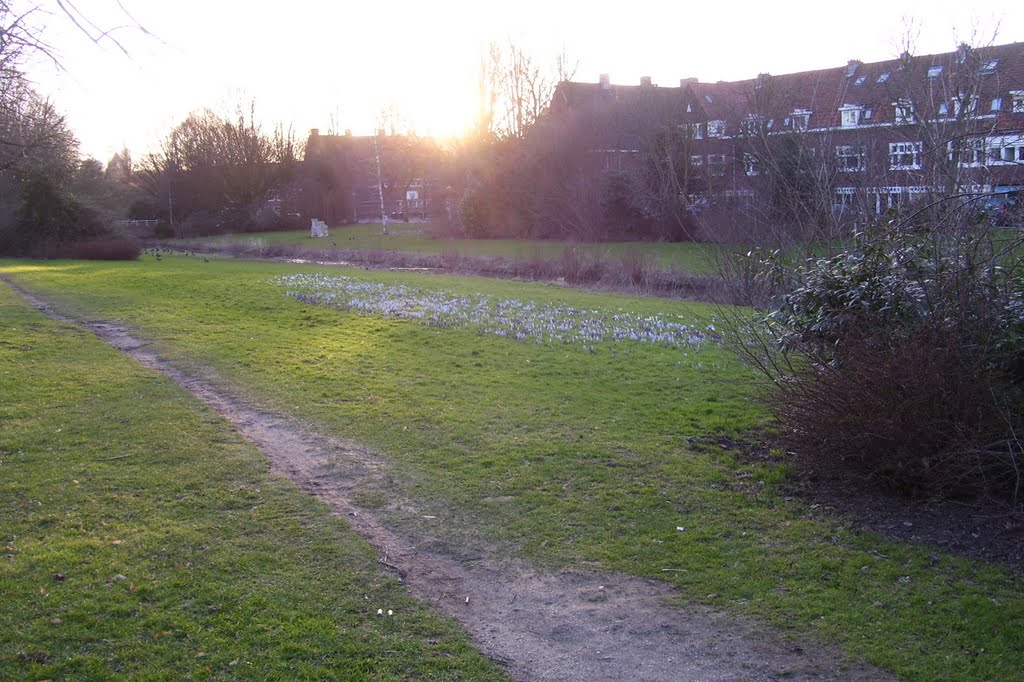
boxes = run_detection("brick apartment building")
[549,41,1024,222]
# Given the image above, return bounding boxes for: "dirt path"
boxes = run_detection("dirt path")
[6,278,892,681]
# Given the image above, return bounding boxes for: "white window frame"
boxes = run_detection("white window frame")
[839,105,862,128]
[836,144,867,171]
[893,99,915,125]
[690,154,704,167]
[951,138,987,167]
[952,95,979,117]
[889,141,923,170]
[742,114,765,137]
[791,109,811,131]
[835,187,857,207]
[707,120,725,138]
[984,134,1024,165]
[1012,91,1024,114]
[743,153,759,176]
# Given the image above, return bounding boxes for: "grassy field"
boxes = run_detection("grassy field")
[3,255,1024,681]
[0,282,506,679]
[197,223,723,274]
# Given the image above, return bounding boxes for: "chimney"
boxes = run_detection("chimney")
[599,73,611,90]
[344,128,352,137]
[956,42,970,64]
[680,77,698,87]
[846,60,862,77]
[640,76,652,87]
[310,128,320,137]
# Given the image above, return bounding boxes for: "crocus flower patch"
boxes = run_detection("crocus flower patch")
[274,274,717,351]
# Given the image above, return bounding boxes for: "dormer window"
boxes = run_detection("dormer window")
[893,99,915,124]
[1012,91,1024,114]
[927,65,943,79]
[791,109,811,131]
[877,72,890,84]
[952,95,979,117]
[839,105,862,128]
[854,75,867,86]
[980,60,999,75]
[704,95,713,103]
[707,120,725,138]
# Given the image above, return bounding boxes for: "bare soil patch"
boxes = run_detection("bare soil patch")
[707,435,1024,573]
[6,277,892,681]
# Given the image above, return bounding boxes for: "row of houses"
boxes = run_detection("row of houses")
[548,40,1024,222]
[301,41,1024,231]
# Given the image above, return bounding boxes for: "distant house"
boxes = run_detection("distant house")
[548,41,1024,222]
[301,129,443,225]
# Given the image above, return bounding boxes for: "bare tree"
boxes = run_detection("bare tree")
[482,41,577,140]
[138,104,301,232]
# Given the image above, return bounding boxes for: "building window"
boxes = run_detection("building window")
[839,105,862,128]
[927,65,943,79]
[893,99,915,124]
[952,138,986,166]
[708,154,727,176]
[986,134,1024,164]
[707,120,725,137]
[889,141,922,170]
[980,59,999,75]
[743,153,759,176]
[938,102,948,116]
[742,114,764,136]
[952,95,979,117]
[854,75,867,86]
[836,144,867,171]
[791,109,811,131]
[1012,91,1024,114]
[690,155,704,167]
[877,72,890,84]
[992,97,1002,112]
[683,122,703,139]
[836,187,857,207]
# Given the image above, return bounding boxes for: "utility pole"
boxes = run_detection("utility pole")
[375,133,388,235]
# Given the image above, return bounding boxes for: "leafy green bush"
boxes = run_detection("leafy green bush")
[0,174,105,256]
[755,228,1024,504]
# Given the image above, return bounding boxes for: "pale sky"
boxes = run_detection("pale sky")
[19,0,1024,164]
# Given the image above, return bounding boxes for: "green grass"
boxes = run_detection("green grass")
[0,282,506,680]
[196,223,723,274]
[4,255,1024,681]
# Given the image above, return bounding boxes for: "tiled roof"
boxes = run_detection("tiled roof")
[553,41,1024,133]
